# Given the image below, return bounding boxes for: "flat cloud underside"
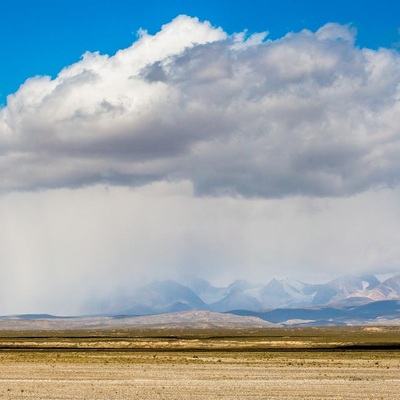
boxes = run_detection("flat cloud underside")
[1,15,400,198]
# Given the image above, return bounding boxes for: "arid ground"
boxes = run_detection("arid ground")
[0,327,399,399]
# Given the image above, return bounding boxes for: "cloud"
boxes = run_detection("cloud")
[1,15,400,198]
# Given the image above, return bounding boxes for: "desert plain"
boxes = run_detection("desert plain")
[0,326,399,399]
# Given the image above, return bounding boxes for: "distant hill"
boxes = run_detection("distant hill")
[0,311,276,330]
[230,300,400,326]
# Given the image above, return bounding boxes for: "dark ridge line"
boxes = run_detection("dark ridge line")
[0,335,296,340]
[0,345,400,353]
[336,344,400,350]
[0,336,183,340]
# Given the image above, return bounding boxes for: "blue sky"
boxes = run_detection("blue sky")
[1,0,399,105]
[1,1,400,314]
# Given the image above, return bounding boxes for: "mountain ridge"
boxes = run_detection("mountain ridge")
[98,272,400,321]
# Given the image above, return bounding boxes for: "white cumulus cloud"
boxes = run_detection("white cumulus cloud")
[1,15,400,198]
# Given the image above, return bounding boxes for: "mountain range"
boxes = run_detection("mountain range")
[99,273,400,325]
[2,273,400,327]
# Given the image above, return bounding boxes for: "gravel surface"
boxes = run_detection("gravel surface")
[0,351,399,399]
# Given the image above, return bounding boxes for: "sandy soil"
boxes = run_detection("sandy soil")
[0,351,399,399]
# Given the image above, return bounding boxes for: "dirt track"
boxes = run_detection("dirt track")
[1,350,399,399]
